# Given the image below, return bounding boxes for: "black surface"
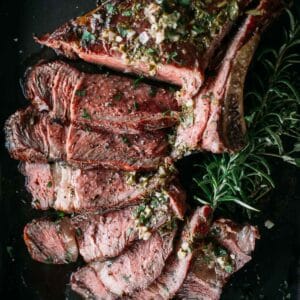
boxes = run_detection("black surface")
[0,1,299,299]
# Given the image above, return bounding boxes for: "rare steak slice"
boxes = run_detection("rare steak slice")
[25,61,179,134]
[24,186,186,264]
[177,220,260,300]
[173,0,284,156]
[5,108,170,171]
[131,205,213,299]
[20,162,182,213]
[23,218,78,264]
[71,227,177,298]
[36,0,252,96]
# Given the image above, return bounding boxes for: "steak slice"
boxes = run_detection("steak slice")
[173,0,284,156]
[20,162,182,213]
[25,61,179,134]
[131,205,213,299]
[71,227,177,298]
[5,108,170,171]
[177,220,260,300]
[24,186,186,264]
[23,217,78,264]
[36,0,251,96]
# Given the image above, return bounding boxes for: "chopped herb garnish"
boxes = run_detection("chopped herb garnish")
[65,251,73,263]
[81,30,95,43]
[122,10,132,17]
[113,92,123,101]
[122,275,131,283]
[76,228,83,237]
[57,211,65,219]
[133,101,139,110]
[75,89,86,97]
[44,257,53,264]
[117,25,128,38]
[167,52,178,64]
[133,76,144,89]
[106,3,116,14]
[149,86,158,97]
[224,265,234,273]
[82,108,91,119]
[47,181,52,188]
[121,135,131,146]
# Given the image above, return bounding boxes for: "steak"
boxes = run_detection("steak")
[131,205,213,299]
[71,227,177,298]
[177,220,260,300]
[25,61,179,134]
[173,0,284,155]
[5,107,170,171]
[24,186,186,264]
[23,217,78,264]
[36,0,252,96]
[20,162,182,213]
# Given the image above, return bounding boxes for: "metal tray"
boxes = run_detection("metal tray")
[0,1,299,299]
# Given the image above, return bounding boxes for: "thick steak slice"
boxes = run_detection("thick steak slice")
[177,220,260,300]
[5,108,170,171]
[5,108,66,163]
[24,187,186,264]
[131,205,213,300]
[173,0,284,156]
[21,162,182,213]
[23,218,78,264]
[36,1,251,96]
[67,123,169,170]
[71,228,177,299]
[25,61,179,134]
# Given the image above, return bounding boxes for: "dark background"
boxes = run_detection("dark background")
[0,1,299,299]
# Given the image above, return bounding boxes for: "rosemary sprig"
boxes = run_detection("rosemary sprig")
[194,10,300,213]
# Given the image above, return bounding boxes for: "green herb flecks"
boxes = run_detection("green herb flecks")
[75,89,87,97]
[82,108,91,119]
[194,10,300,215]
[81,30,96,44]
[121,135,131,146]
[106,3,116,14]
[47,181,52,188]
[113,92,123,101]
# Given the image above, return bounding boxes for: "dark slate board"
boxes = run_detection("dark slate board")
[0,1,299,299]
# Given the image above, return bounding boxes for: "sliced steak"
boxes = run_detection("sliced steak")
[177,220,260,300]
[23,218,78,264]
[71,227,177,298]
[36,1,252,96]
[25,61,179,134]
[131,205,213,299]
[21,162,182,213]
[173,0,284,156]
[24,186,186,263]
[5,108,170,171]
